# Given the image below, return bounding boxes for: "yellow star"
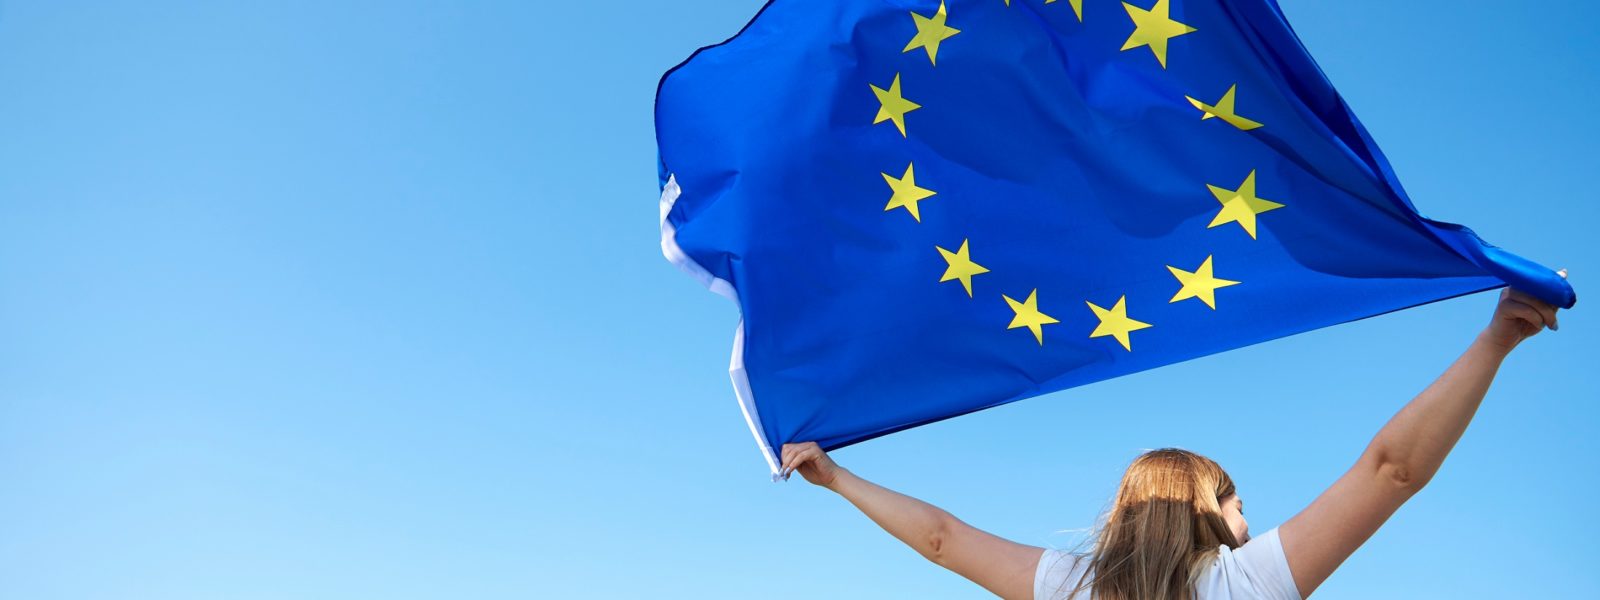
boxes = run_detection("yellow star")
[882,162,936,222]
[1207,170,1284,239]
[1004,289,1060,345]
[936,239,990,297]
[1044,0,1085,22]
[1185,84,1264,130]
[871,74,921,137]
[1121,0,1196,69]
[1087,295,1152,351]
[904,1,961,66]
[1167,255,1240,309]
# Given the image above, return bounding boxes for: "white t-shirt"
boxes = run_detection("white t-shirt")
[1035,527,1302,600]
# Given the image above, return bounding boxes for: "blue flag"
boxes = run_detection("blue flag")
[654,0,1576,476]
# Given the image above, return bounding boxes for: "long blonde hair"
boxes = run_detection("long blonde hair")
[1064,448,1241,600]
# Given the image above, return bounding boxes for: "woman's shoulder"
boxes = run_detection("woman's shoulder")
[1034,549,1090,600]
[1196,528,1303,600]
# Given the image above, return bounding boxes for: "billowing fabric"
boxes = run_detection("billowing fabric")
[654,0,1576,471]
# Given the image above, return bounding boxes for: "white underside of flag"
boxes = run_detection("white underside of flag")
[659,176,782,480]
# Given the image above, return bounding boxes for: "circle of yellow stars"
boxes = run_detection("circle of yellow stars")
[870,0,1285,351]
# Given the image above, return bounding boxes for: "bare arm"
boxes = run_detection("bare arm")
[1279,288,1559,598]
[780,443,1043,600]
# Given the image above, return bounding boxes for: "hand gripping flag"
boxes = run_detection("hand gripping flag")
[655,0,1576,477]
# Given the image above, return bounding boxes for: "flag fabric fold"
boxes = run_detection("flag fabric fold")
[654,0,1576,476]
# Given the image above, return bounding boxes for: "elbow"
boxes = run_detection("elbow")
[923,517,953,566]
[1374,458,1430,495]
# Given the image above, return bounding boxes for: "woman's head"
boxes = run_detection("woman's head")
[1111,448,1248,546]
[1073,448,1247,600]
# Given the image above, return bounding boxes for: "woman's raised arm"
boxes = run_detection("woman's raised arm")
[782,442,1044,600]
[1278,287,1560,598]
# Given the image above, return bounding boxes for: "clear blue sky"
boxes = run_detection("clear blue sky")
[0,1,1593,598]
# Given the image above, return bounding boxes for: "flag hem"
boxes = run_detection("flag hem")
[659,176,783,480]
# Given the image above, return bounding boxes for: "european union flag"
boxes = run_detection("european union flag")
[654,0,1576,476]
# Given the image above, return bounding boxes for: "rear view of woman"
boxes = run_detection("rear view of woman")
[780,288,1560,599]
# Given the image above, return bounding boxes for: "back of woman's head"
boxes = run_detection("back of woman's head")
[1076,448,1241,600]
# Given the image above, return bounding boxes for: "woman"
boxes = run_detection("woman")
[780,287,1560,599]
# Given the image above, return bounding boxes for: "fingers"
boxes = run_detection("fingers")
[1505,288,1560,331]
[796,445,820,470]
[1501,299,1545,333]
[780,444,799,477]
[779,442,819,480]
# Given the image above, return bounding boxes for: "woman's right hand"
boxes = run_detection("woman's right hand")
[1480,287,1560,352]
[780,442,842,488]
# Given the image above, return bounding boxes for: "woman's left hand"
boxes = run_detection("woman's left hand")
[779,442,842,488]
